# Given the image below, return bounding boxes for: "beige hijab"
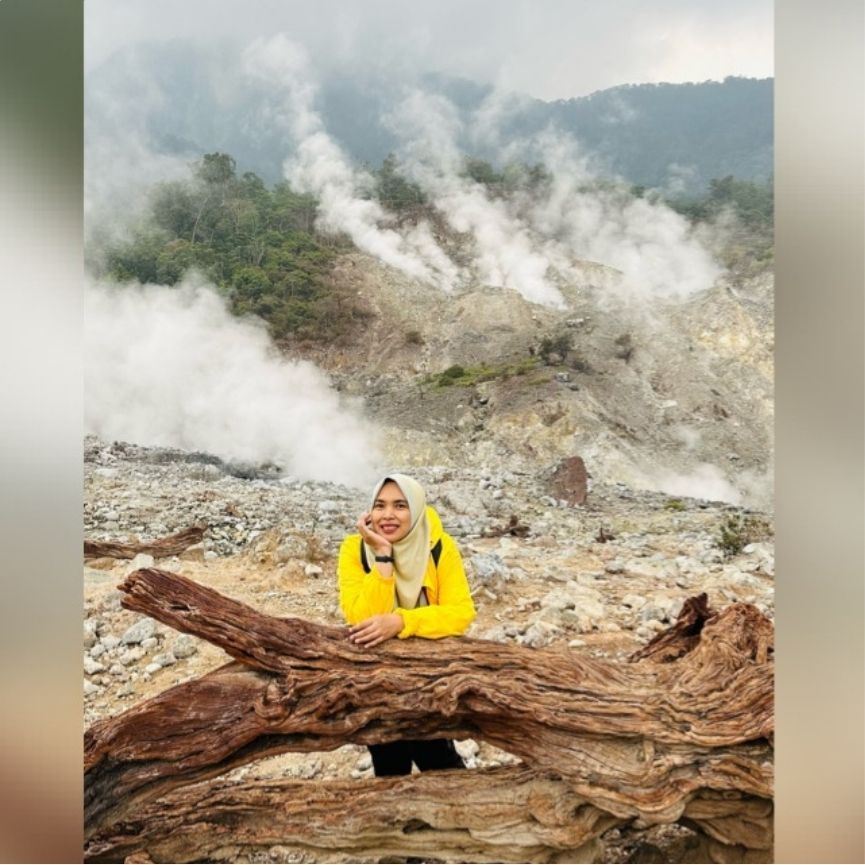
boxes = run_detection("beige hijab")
[365,473,430,610]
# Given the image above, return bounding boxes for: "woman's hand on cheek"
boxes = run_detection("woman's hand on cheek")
[348,613,404,648]
[356,512,391,553]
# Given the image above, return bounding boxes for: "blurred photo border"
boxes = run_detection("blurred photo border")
[0,0,861,861]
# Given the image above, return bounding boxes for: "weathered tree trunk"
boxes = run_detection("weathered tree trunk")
[85,766,621,863]
[84,526,206,561]
[84,569,774,863]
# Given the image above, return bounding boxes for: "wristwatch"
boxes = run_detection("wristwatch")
[374,554,395,563]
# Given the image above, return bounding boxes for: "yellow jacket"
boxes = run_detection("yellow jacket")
[338,505,476,639]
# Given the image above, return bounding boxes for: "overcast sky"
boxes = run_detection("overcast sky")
[85,0,773,101]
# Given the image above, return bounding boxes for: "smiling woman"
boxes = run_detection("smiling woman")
[337,472,476,776]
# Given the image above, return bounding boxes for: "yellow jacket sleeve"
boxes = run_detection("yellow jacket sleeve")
[396,533,476,639]
[338,534,397,624]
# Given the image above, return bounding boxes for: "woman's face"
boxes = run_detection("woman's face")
[371,481,412,543]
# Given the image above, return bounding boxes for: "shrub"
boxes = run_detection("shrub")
[715,513,773,559]
[539,333,573,363]
[614,333,634,363]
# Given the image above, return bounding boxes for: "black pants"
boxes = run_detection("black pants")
[368,739,466,776]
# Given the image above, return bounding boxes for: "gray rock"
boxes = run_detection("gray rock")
[479,625,509,643]
[622,594,647,610]
[144,663,162,675]
[469,553,508,584]
[83,657,105,675]
[109,664,126,677]
[521,622,559,648]
[605,561,625,574]
[121,618,158,645]
[153,652,176,667]
[84,622,99,649]
[102,635,120,651]
[126,553,155,574]
[140,637,159,651]
[172,635,198,659]
[102,591,124,612]
[304,564,323,577]
[119,647,144,666]
[598,621,622,633]
[89,642,106,659]
[84,680,100,696]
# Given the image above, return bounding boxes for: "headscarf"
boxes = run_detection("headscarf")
[365,473,430,610]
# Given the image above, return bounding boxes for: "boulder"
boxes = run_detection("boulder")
[549,456,588,506]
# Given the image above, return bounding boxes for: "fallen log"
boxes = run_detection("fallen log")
[83,526,205,562]
[85,766,621,863]
[85,768,772,864]
[85,569,773,862]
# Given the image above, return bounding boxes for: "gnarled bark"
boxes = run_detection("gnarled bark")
[85,766,620,863]
[84,569,774,862]
[84,526,205,561]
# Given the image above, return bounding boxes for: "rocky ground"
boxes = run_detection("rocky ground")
[84,434,774,864]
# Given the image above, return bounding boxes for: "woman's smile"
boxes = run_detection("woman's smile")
[371,481,413,542]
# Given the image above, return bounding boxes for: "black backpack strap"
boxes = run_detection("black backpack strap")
[360,536,442,573]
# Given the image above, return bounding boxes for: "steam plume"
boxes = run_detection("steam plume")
[84,275,381,488]
[242,35,460,290]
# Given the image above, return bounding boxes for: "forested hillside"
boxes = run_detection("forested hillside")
[91,150,772,344]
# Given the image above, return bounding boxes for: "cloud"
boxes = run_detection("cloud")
[84,274,382,488]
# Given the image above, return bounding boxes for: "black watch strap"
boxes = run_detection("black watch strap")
[374,554,395,563]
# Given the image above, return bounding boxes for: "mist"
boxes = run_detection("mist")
[84,274,382,488]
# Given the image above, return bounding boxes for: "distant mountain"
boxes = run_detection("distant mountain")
[86,41,772,193]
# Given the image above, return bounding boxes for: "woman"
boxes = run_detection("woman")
[338,472,476,776]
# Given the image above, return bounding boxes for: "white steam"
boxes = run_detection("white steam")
[504,126,723,303]
[84,275,381,488]
[242,35,460,291]
[386,90,566,308]
[638,462,742,505]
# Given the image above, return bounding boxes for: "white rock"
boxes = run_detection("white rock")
[121,618,157,645]
[172,635,198,659]
[304,564,323,577]
[144,663,162,675]
[140,637,158,651]
[521,622,559,648]
[152,652,176,667]
[83,619,100,648]
[83,680,100,696]
[102,635,120,651]
[83,657,105,675]
[119,647,144,666]
[126,553,155,574]
[470,553,508,584]
[456,739,480,760]
[622,594,647,610]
